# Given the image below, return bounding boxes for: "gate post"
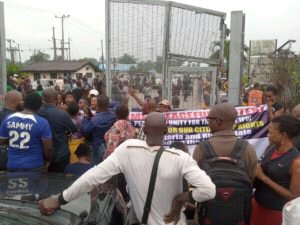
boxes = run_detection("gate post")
[162,2,171,100]
[228,11,245,105]
[0,1,7,109]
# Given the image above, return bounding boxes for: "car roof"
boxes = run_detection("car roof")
[0,172,90,221]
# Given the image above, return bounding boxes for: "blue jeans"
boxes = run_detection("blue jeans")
[92,143,106,165]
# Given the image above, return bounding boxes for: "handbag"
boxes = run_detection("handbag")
[126,146,164,225]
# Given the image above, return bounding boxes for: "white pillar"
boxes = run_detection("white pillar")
[0,1,7,109]
[228,11,245,105]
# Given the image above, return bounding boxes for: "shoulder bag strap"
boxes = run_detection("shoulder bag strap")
[141,146,164,225]
[229,139,248,159]
[199,140,217,159]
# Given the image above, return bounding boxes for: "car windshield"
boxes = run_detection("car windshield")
[0,208,54,225]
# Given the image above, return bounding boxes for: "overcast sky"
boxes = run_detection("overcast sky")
[1,0,299,62]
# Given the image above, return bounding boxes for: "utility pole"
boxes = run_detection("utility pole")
[55,15,69,60]
[0,1,7,100]
[17,43,22,63]
[52,27,57,60]
[68,37,71,60]
[101,40,104,70]
[6,39,15,64]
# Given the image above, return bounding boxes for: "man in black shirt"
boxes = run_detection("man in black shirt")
[38,88,77,172]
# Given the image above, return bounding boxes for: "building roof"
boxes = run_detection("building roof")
[20,60,99,73]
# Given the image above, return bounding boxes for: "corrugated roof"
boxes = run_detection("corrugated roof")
[20,60,98,72]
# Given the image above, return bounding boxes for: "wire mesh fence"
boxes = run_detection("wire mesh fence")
[169,5,224,61]
[168,67,217,110]
[106,0,226,110]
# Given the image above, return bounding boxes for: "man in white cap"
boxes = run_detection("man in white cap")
[89,89,99,97]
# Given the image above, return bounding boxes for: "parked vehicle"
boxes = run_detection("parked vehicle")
[0,172,126,225]
[32,79,56,90]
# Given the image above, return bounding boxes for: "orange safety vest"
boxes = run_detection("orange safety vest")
[248,90,263,106]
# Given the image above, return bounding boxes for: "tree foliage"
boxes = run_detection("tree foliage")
[6,62,23,76]
[79,58,99,67]
[5,58,23,76]
[210,40,249,70]
[118,53,136,64]
[118,54,184,74]
[268,49,300,111]
[25,51,50,65]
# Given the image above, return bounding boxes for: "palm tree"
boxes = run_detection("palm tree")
[210,40,249,70]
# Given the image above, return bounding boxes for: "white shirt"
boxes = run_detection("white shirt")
[63,139,216,225]
[282,197,300,225]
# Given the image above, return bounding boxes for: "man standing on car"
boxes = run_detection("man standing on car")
[39,112,216,225]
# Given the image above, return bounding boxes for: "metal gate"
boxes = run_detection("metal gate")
[168,67,217,110]
[106,0,226,109]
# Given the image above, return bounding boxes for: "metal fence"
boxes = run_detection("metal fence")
[106,0,226,110]
[168,67,217,110]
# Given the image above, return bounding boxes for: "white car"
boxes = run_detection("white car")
[32,79,56,90]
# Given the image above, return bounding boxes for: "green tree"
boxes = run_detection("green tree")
[269,49,300,111]
[118,53,136,64]
[210,40,248,70]
[6,63,22,76]
[128,65,137,75]
[5,58,23,76]
[25,51,50,64]
[79,58,100,67]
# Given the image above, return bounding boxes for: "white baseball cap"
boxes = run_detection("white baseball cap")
[89,89,99,97]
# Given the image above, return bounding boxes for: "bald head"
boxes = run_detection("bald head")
[207,103,237,133]
[292,104,300,120]
[144,112,166,146]
[42,88,58,104]
[4,90,23,111]
[209,103,237,123]
[5,90,22,104]
[145,112,166,129]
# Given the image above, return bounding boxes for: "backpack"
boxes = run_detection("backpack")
[198,139,253,225]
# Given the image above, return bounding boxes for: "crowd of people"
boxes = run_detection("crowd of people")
[0,77,300,225]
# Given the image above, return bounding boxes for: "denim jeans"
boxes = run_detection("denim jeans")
[92,143,106,165]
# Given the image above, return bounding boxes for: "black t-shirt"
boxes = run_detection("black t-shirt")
[272,102,284,113]
[293,136,300,151]
[72,88,83,102]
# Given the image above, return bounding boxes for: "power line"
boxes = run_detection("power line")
[5,1,105,36]
[55,14,69,60]
[6,39,22,64]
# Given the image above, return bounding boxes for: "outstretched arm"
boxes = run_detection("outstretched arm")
[128,87,145,107]
[38,150,122,215]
